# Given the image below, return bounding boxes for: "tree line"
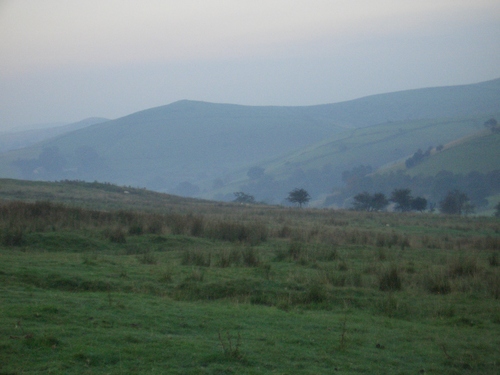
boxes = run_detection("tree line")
[351,188,477,215]
[334,167,500,210]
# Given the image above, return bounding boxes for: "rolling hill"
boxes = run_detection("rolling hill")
[0,117,108,153]
[401,130,500,176]
[0,78,498,200]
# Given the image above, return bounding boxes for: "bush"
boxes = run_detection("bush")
[448,256,479,278]
[303,283,327,304]
[2,227,25,246]
[242,247,261,267]
[181,249,211,267]
[288,241,303,261]
[190,215,205,237]
[104,227,127,243]
[137,251,158,265]
[423,269,451,294]
[379,265,402,291]
[128,223,144,235]
[209,221,265,244]
[488,253,499,267]
[147,219,164,235]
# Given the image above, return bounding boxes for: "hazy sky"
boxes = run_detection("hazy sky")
[1,0,500,131]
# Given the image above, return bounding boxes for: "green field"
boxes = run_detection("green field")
[1,180,499,374]
[405,131,500,176]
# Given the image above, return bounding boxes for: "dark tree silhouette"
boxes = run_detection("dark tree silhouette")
[287,188,311,208]
[372,193,390,212]
[495,202,500,218]
[352,192,388,211]
[439,190,471,215]
[411,197,428,212]
[390,188,413,212]
[233,192,255,204]
[352,192,372,211]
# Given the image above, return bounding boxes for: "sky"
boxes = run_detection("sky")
[1,0,500,131]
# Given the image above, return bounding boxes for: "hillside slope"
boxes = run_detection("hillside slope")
[0,78,498,197]
[0,117,108,153]
[404,130,500,176]
[316,77,500,127]
[210,114,498,203]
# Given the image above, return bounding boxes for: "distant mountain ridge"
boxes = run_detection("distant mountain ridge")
[0,78,498,202]
[0,117,108,153]
[309,77,500,127]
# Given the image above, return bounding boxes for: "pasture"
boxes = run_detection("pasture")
[0,182,499,374]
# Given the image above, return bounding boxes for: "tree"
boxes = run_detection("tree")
[233,192,255,204]
[484,118,499,133]
[411,197,428,212]
[439,190,471,215]
[287,188,310,208]
[372,193,390,211]
[352,192,388,211]
[352,192,372,211]
[390,188,413,212]
[495,202,500,218]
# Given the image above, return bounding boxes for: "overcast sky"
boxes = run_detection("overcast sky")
[1,0,500,131]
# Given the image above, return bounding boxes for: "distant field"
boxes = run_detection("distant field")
[0,180,499,374]
[405,131,500,176]
[261,116,488,178]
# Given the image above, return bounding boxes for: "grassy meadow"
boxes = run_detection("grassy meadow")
[1,180,499,374]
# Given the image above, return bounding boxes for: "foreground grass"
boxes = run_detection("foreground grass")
[0,195,499,374]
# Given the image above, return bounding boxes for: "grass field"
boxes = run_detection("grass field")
[406,131,500,176]
[1,180,499,374]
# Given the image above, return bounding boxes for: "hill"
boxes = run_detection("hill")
[403,130,500,176]
[0,117,108,153]
[0,178,219,214]
[316,77,500,127]
[213,114,498,203]
[0,78,498,198]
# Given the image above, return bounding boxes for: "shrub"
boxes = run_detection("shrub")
[128,223,144,235]
[277,225,293,238]
[488,253,499,267]
[288,241,303,261]
[303,283,327,304]
[242,247,261,267]
[147,219,164,235]
[379,265,402,291]
[186,268,205,282]
[168,214,187,235]
[190,215,204,237]
[205,220,268,245]
[104,227,126,243]
[448,256,479,278]
[487,271,500,299]
[423,269,451,294]
[181,249,211,267]
[137,251,158,265]
[2,227,25,246]
[306,245,338,262]
[338,260,349,271]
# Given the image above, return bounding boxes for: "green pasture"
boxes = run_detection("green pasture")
[263,115,491,179]
[0,191,499,374]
